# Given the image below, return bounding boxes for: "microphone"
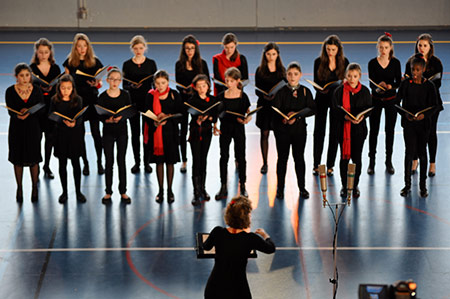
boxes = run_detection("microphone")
[346,163,356,206]
[318,164,327,207]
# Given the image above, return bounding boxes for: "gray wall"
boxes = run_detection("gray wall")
[1,0,449,28]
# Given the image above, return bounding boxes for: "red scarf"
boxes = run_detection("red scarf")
[143,87,170,156]
[212,50,241,95]
[342,82,361,160]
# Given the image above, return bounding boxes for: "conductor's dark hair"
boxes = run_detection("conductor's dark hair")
[224,196,252,229]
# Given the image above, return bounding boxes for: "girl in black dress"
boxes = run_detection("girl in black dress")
[98,69,132,204]
[144,70,183,204]
[272,62,316,200]
[367,33,402,175]
[30,38,61,180]
[405,34,443,177]
[397,54,438,197]
[203,196,275,299]
[175,34,210,174]
[332,63,372,198]
[49,74,86,203]
[213,33,248,96]
[63,33,104,176]
[186,75,219,206]
[6,63,44,202]
[255,42,286,174]
[122,35,157,174]
[215,67,251,200]
[313,35,349,177]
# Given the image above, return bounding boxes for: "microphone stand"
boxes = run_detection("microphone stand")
[318,164,355,299]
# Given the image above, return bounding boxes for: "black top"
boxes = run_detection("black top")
[97,89,132,134]
[186,93,219,129]
[332,84,373,141]
[255,66,286,106]
[63,58,103,104]
[30,63,62,105]
[217,91,251,125]
[213,54,248,95]
[6,85,44,165]
[49,97,85,159]
[313,57,349,94]
[396,78,438,128]
[122,57,157,112]
[405,55,443,110]
[272,85,316,132]
[203,226,276,299]
[175,59,210,100]
[368,57,402,99]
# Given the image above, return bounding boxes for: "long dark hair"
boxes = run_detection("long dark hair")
[31,38,56,65]
[317,35,346,81]
[177,35,204,74]
[222,33,239,62]
[256,42,286,79]
[52,74,81,108]
[414,33,435,59]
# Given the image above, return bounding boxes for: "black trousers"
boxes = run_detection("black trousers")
[313,95,338,168]
[274,128,307,190]
[339,134,366,188]
[129,114,150,165]
[103,130,128,195]
[58,157,81,194]
[414,112,439,163]
[368,99,397,160]
[190,130,212,177]
[403,122,429,187]
[179,112,189,163]
[219,124,246,184]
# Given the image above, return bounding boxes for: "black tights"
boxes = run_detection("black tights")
[43,131,54,169]
[58,157,82,194]
[260,129,270,165]
[156,163,174,193]
[14,164,39,195]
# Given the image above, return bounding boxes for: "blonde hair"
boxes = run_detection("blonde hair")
[67,33,96,68]
[130,35,147,51]
[345,63,362,77]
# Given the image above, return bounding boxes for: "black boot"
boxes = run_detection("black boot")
[385,156,395,175]
[215,183,227,200]
[200,174,210,201]
[367,158,375,175]
[240,183,248,198]
[191,176,202,206]
[401,157,412,197]
[276,186,284,199]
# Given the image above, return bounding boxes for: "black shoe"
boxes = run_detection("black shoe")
[167,190,175,204]
[386,161,395,175]
[367,159,375,175]
[400,186,411,197]
[155,191,164,203]
[102,196,112,205]
[428,171,436,177]
[215,184,228,200]
[420,188,428,198]
[327,168,334,177]
[340,188,347,198]
[83,164,90,176]
[180,163,187,174]
[353,187,360,198]
[31,188,38,202]
[144,164,153,173]
[77,192,87,203]
[58,193,68,204]
[191,197,201,206]
[131,164,140,174]
[97,163,105,175]
[276,187,284,199]
[43,166,55,179]
[121,195,131,204]
[299,189,309,199]
[240,184,248,198]
[16,189,23,203]
[312,168,319,176]
[202,189,210,201]
[260,164,268,174]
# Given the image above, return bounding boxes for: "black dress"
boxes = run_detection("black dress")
[254,66,285,130]
[203,226,276,299]
[6,85,44,166]
[144,89,184,164]
[49,97,85,159]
